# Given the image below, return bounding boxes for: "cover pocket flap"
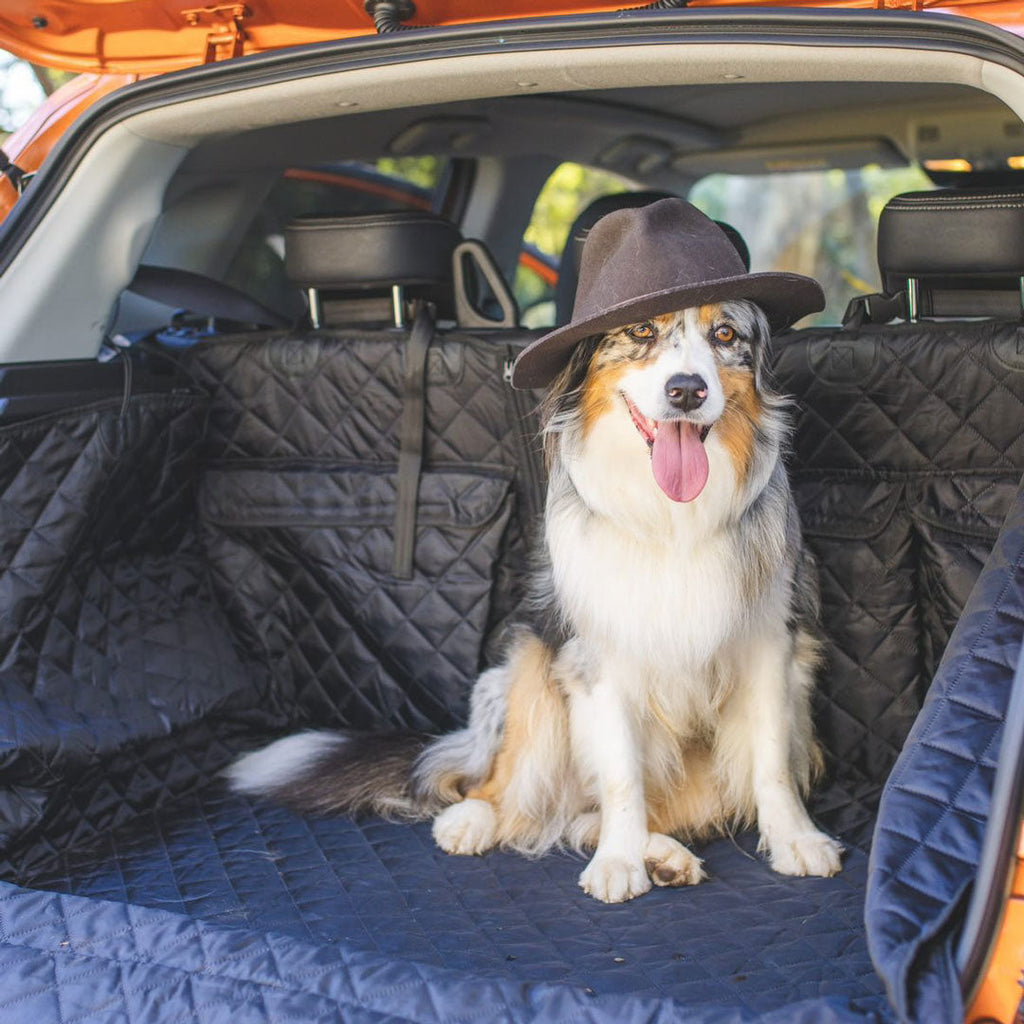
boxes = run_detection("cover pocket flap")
[793,476,902,540]
[200,464,512,530]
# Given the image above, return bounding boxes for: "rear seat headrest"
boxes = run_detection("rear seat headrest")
[878,189,1024,319]
[286,212,462,323]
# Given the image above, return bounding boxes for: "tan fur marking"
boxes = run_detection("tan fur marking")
[643,744,748,839]
[464,634,571,848]
[715,366,762,484]
[698,303,725,335]
[580,359,631,439]
[650,311,680,332]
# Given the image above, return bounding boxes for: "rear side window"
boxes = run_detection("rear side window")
[688,165,935,326]
[267,157,445,220]
[515,162,633,327]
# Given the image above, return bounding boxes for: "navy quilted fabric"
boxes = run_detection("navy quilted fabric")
[0,873,888,1024]
[1,807,889,1023]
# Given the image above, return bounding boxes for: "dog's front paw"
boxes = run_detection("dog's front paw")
[764,829,843,877]
[644,832,705,887]
[579,852,652,903]
[433,798,497,855]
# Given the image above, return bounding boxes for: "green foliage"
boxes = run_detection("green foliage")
[375,156,442,189]
[524,162,629,257]
[515,162,631,322]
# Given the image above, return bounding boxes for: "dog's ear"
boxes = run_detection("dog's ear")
[538,334,603,466]
[747,303,773,395]
[540,335,602,427]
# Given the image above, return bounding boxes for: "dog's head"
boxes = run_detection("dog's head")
[543,299,780,504]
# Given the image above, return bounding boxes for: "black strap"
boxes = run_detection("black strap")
[392,301,435,578]
[0,150,27,191]
[127,264,294,328]
[842,291,907,328]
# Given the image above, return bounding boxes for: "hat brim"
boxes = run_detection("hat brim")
[511,271,825,389]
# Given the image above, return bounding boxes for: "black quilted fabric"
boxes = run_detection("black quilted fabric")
[774,321,1024,846]
[187,331,539,731]
[0,317,1019,1023]
[0,392,265,858]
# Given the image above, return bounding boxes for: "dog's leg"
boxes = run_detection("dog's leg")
[721,629,843,877]
[569,669,652,903]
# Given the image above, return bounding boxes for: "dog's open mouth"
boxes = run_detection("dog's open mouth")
[624,396,712,504]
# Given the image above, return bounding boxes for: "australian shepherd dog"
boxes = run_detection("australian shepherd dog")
[229,299,842,903]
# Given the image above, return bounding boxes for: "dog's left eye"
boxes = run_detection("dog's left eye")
[627,323,655,341]
[713,325,736,345]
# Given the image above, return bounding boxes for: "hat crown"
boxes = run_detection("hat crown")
[572,199,747,323]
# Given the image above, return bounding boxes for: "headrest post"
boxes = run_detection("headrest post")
[392,285,405,328]
[906,277,919,323]
[307,287,322,329]
[1019,276,1024,316]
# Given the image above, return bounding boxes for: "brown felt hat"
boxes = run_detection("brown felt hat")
[512,198,825,389]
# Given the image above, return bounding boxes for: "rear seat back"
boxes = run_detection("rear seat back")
[183,212,544,735]
[773,189,1024,844]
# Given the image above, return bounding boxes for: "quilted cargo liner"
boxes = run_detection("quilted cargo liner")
[0,322,1020,1023]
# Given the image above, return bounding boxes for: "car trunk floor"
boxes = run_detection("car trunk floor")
[9,781,889,1019]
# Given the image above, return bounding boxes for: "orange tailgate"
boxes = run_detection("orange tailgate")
[0,0,1023,76]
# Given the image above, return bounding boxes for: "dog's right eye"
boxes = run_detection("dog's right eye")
[627,323,655,341]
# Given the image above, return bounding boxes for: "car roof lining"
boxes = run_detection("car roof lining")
[1,41,1023,363]
[177,81,1013,177]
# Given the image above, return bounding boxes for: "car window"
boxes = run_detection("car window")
[688,164,935,326]
[268,157,445,221]
[514,161,634,327]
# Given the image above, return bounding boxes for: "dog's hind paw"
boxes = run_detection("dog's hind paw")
[433,798,497,855]
[579,852,652,903]
[644,832,705,887]
[765,829,843,877]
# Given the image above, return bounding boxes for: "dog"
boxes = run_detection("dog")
[227,200,842,903]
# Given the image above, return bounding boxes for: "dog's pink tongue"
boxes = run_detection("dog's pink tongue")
[651,420,709,502]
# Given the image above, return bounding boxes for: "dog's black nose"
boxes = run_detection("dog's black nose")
[665,373,708,411]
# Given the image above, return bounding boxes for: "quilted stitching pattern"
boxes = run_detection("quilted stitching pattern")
[12,786,889,1021]
[773,322,1024,845]
[0,394,258,857]
[865,478,1024,1023]
[0,873,890,1024]
[200,466,513,730]
[187,333,539,731]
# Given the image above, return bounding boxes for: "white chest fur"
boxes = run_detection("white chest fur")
[547,412,761,672]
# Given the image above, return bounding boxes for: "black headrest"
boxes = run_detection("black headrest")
[286,212,462,321]
[878,189,1024,318]
[554,191,751,324]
